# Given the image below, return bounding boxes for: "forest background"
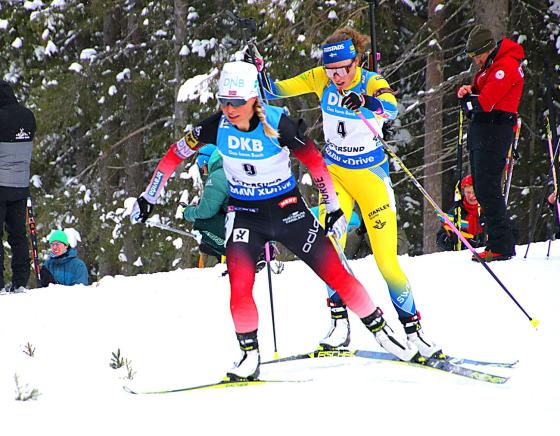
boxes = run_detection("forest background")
[1,0,559,286]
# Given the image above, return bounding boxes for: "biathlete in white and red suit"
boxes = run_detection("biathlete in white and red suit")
[130,61,418,381]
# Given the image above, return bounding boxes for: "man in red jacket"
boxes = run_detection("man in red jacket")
[457,25,524,262]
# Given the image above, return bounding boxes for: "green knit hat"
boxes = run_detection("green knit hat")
[49,229,69,246]
[466,25,496,57]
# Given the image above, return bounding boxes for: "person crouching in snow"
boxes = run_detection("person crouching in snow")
[40,230,89,287]
[436,175,485,251]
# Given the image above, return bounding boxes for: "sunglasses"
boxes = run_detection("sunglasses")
[324,61,355,78]
[218,97,248,108]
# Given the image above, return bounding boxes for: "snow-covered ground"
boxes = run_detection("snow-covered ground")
[1,240,558,436]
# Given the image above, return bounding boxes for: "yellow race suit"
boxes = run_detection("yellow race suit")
[265,66,416,317]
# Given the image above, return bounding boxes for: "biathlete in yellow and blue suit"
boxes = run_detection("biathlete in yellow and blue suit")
[259,27,442,358]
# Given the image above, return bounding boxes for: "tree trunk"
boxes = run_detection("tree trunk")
[172,0,196,269]
[98,4,122,278]
[174,0,188,134]
[123,1,144,275]
[474,0,508,38]
[422,0,444,254]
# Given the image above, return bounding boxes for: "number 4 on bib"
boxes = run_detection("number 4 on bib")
[337,121,347,138]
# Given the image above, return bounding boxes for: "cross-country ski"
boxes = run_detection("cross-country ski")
[1,3,559,436]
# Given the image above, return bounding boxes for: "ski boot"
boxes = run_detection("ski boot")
[226,330,261,381]
[362,308,418,362]
[9,285,26,293]
[319,299,351,350]
[400,312,444,359]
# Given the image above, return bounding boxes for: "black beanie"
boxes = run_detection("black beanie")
[466,25,496,57]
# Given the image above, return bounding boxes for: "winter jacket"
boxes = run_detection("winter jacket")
[0,81,36,196]
[183,151,228,222]
[41,248,89,287]
[472,38,524,115]
[184,151,228,258]
[436,200,485,251]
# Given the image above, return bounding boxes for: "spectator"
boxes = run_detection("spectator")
[436,175,485,251]
[184,146,281,272]
[0,80,36,293]
[40,230,89,287]
[546,191,560,238]
[457,25,524,262]
[182,145,228,265]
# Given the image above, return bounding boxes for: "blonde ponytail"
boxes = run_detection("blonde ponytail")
[254,100,279,139]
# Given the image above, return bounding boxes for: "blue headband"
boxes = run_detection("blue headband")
[322,39,357,64]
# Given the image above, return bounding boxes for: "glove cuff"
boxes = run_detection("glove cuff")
[363,95,383,113]
[324,200,341,214]
[140,194,156,205]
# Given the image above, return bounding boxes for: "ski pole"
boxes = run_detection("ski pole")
[545,117,560,225]
[524,129,560,258]
[342,93,539,328]
[227,11,283,355]
[26,196,41,284]
[454,109,464,251]
[225,11,268,98]
[144,221,201,241]
[504,117,522,205]
[365,0,380,72]
[264,242,280,360]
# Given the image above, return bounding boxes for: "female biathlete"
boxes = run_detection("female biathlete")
[258,27,442,358]
[129,61,418,380]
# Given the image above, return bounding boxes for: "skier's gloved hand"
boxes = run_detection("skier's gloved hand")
[243,44,264,72]
[177,202,188,219]
[130,195,154,224]
[341,92,365,112]
[459,94,482,119]
[324,208,347,240]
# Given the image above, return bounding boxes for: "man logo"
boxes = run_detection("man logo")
[233,228,249,243]
[373,219,386,230]
[15,128,31,140]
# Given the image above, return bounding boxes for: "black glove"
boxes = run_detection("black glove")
[39,266,56,288]
[325,208,347,240]
[341,92,365,111]
[436,230,453,251]
[136,196,154,223]
[460,94,482,118]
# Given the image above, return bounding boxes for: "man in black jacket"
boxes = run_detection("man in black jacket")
[0,81,36,292]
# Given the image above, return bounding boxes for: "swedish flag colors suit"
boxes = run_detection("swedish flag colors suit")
[266,66,416,318]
